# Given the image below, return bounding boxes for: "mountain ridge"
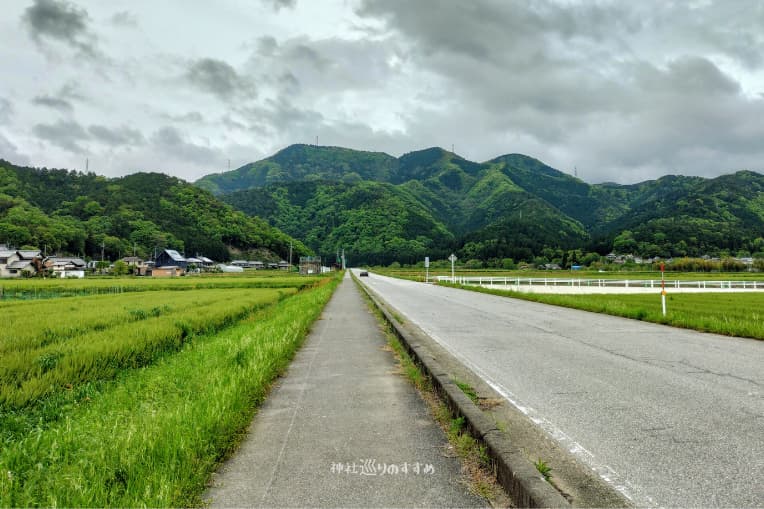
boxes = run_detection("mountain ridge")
[202,144,764,265]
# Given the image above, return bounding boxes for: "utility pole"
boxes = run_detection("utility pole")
[86,158,89,172]
[288,241,293,268]
[101,241,105,262]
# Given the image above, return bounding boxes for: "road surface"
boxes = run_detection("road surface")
[357,271,763,507]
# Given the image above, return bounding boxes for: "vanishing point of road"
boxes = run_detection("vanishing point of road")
[357,271,763,508]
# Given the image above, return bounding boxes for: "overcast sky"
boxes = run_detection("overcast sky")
[1,0,763,184]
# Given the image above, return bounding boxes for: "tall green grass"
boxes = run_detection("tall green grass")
[0,273,320,301]
[451,284,764,340]
[0,275,340,507]
[1,288,293,408]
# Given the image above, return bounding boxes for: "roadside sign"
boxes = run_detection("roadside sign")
[448,253,457,282]
[424,257,430,268]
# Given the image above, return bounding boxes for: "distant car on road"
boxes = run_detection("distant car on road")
[359,271,369,277]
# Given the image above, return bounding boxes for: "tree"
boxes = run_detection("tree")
[112,260,129,276]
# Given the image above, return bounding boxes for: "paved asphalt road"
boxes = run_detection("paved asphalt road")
[357,271,763,508]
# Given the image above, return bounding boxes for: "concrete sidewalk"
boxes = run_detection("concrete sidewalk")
[205,273,485,508]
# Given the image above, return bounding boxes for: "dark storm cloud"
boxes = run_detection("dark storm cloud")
[22,0,98,57]
[151,126,221,166]
[32,95,73,112]
[88,125,144,146]
[32,119,89,154]
[185,58,255,100]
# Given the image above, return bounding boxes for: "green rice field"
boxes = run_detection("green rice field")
[0,272,341,507]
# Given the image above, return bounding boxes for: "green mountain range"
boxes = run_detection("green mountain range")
[0,161,310,262]
[198,144,764,265]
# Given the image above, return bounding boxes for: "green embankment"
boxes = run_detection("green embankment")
[0,274,340,507]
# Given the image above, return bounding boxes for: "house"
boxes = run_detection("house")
[252,260,264,270]
[185,257,203,272]
[44,257,87,278]
[198,256,215,269]
[1,246,41,277]
[231,260,250,268]
[278,260,290,271]
[155,249,188,270]
[121,256,150,275]
[299,256,321,275]
[0,245,20,278]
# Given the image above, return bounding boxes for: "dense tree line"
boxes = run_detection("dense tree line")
[0,161,308,262]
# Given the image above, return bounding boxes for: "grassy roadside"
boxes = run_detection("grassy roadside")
[442,283,764,340]
[354,278,512,507]
[0,274,341,507]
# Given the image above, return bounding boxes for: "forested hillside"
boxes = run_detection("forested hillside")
[201,144,764,265]
[0,160,309,262]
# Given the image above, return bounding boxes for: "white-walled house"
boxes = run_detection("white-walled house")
[0,245,41,277]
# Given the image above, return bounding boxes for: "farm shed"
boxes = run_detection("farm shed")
[156,249,188,270]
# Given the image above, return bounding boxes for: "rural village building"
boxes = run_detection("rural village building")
[0,245,41,277]
[155,249,188,270]
[44,257,87,278]
[299,256,321,275]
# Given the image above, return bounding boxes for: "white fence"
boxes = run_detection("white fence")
[436,276,764,292]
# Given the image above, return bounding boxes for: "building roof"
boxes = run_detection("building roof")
[122,256,143,263]
[47,257,87,268]
[185,257,203,264]
[199,256,214,263]
[163,249,186,262]
[17,250,41,259]
[8,260,33,270]
[0,249,16,258]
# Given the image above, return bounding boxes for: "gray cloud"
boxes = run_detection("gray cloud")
[110,10,138,27]
[353,0,764,182]
[32,119,89,154]
[88,125,144,146]
[32,95,73,112]
[264,0,297,11]
[0,133,31,166]
[0,98,13,123]
[161,111,205,124]
[185,58,255,100]
[151,126,221,166]
[22,0,98,57]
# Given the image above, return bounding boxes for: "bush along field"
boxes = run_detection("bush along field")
[0,273,340,507]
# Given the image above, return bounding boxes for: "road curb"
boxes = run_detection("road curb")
[355,276,571,509]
